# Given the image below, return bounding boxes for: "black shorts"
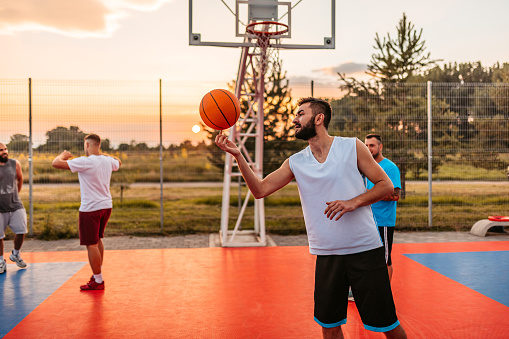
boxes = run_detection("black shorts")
[314,247,400,332]
[378,226,394,266]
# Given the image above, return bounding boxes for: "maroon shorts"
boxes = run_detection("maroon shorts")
[79,208,112,245]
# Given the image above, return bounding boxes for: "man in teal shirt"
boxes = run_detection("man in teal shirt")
[365,134,401,282]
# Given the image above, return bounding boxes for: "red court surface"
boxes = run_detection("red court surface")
[3,241,509,339]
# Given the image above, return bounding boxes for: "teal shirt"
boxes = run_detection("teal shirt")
[366,158,401,227]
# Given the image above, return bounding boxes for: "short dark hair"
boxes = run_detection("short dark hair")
[297,97,332,129]
[365,133,382,144]
[85,134,101,145]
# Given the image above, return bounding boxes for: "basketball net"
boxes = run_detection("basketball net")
[246,21,288,77]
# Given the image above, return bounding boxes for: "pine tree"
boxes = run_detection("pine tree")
[367,13,440,83]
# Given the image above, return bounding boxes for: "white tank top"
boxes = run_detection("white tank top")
[289,137,382,255]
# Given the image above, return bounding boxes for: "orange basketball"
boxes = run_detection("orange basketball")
[199,89,240,130]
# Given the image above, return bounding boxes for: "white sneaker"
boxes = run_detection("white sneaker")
[0,259,6,274]
[348,290,355,302]
[10,251,27,268]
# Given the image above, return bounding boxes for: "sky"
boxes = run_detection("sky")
[1,0,508,146]
[1,0,508,85]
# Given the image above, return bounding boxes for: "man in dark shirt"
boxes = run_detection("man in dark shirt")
[0,143,28,274]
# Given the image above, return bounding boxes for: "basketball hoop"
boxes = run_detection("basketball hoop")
[246,21,288,75]
[246,21,289,37]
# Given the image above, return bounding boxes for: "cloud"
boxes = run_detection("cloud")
[314,62,368,77]
[288,75,339,87]
[288,76,316,86]
[288,62,370,85]
[0,0,172,38]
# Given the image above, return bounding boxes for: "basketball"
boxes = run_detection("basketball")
[199,89,240,130]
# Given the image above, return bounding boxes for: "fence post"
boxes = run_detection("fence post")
[311,80,314,97]
[427,81,433,227]
[159,79,164,232]
[28,78,34,236]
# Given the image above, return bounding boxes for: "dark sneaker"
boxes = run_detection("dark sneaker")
[9,252,27,268]
[0,259,6,274]
[80,279,105,291]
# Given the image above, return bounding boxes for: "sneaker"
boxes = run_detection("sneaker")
[348,290,355,302]
[0,260,6,274]
[9,251,27,268]
[80,278,105,291]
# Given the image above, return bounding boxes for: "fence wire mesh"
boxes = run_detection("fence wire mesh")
[1,79,508,237]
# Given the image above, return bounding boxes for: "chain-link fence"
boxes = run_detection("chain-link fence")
[328,82,509,229]
[1,79,508,236]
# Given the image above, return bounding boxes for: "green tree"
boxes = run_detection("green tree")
[38,126,88,152]
[420,62,486,82]
[337,13,441,196]
[412,62,496,143]
[101,138,112,152]
[7,134,29,152]
[412,62,509,173]
[367,12,440,83]
[262,64,301,174]
[492,62,509,83]
[134,142,150,151]
[118,143,132,152]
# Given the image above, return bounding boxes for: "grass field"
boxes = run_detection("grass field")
[16,151,509,183]
[17,151,224,183]
[6,180,508,240]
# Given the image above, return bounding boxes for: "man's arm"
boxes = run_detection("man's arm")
[101,152,122,167]
[324,139,393,220]
[15,160,23,193]
[382,187,401,201]
[52,150,72,170]
[215,133,294,199]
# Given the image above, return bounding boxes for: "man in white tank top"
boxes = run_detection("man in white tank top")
[215,98,406,339]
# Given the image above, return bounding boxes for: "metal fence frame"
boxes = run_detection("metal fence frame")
[1,78,508,234]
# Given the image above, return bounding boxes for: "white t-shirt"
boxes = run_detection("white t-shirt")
[288,137,382,255]
[68,155,120,212]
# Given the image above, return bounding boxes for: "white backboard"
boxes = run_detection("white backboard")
[189,0,335,49]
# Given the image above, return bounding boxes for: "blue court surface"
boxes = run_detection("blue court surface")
[404,251,509,307]
[0,262,86,337]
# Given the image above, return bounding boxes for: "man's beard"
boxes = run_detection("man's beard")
[295,119,317,140]
[371,150,379,159]
[0,154,8,163]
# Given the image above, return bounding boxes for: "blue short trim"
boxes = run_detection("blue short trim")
[314,317,346,328]
[364,320,400,332]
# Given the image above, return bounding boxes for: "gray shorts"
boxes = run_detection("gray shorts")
[0,208,28,238]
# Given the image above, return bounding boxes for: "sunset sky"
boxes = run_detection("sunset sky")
[1,0,508,84]
[1,0,508,146]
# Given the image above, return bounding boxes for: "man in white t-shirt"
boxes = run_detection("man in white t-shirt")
[52,134,121,290]
[215,98,407,339]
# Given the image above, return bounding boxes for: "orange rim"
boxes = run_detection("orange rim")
[246,21,289,36]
